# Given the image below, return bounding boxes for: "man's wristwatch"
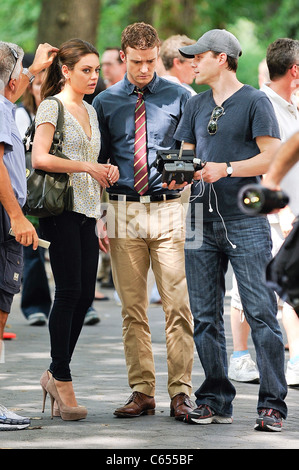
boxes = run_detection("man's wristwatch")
[22,68,35,84]
[226,162,233,177]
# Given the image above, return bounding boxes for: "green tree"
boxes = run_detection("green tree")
[1,0,299,88]
[0,0,41,51]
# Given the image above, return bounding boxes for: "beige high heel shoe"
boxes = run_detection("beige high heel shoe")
[40,370,60,417]
[46,377,88,421]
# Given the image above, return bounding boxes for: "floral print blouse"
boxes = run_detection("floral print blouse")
[35,97,102,219]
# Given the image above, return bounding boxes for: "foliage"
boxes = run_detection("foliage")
[252,0,299,43]
[96,0,133,50]
[0,0,41,51]
[1,0,299,88]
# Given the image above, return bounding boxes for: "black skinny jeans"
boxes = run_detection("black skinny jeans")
[39,211,99,381]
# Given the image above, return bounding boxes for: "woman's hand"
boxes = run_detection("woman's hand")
[87,163,119,188]
[96,218,109,253]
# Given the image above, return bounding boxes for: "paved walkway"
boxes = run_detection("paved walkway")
[1,274,299,451]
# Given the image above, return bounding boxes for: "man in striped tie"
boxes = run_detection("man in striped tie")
[93,22,194,421]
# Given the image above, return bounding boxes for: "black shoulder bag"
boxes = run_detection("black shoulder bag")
[23,96,74,218]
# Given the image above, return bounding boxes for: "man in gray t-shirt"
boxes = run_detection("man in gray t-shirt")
[166,29,288,432]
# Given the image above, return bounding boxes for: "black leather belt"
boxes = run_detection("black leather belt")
[109,193,181,203]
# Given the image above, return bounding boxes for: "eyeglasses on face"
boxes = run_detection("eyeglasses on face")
[9,46,18,81]
[207,105,224,135]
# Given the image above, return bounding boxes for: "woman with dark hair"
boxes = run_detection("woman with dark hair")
[33,38,119,421]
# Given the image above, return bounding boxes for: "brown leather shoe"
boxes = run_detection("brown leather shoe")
[114,391,155,418]
[170,393,193,421]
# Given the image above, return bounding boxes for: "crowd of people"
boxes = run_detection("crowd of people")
[0,21,299,433]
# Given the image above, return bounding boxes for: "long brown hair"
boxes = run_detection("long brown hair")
[41,38,99,99]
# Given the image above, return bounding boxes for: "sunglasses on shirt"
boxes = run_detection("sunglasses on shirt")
[207,105,224,135]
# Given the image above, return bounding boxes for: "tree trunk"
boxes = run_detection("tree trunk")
[36,0,100,48]
[132,0,196,39]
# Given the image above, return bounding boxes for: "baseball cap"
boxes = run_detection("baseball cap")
[179,29,242,59]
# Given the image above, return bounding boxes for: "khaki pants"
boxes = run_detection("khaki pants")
[107,198,194,398]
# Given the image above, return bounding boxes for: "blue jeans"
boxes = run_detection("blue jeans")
[185,215,287,418]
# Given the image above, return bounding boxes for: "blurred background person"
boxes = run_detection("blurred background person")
[15,55,51,326]
[160,34,196,96]
[101,47,126,88]
[258,58,270,88]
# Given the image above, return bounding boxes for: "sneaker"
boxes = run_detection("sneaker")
[185,404,233,425]
[0,404,30,431]
[28,312,47,326]
[228,353,259,383]
[254,408,282,432]
[286,360,299,386]
[84,308,100,325]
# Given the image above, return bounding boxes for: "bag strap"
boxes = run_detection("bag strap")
[23,96,70,162]
[44,96,65,156]
[23,95,64,152]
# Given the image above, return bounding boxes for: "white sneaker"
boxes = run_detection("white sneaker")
[228,353,259,383]
[0,404,30,431]
[28,312,47,326]
[286,360,299,386]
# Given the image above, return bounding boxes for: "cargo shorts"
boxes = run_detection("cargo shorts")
[0,203,23,313]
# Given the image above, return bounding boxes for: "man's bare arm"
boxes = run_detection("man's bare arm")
[0,143,38,249]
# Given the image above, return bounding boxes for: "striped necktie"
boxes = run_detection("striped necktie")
[134,88,148,195]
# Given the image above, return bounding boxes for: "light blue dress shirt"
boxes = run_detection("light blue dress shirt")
[0,95,27,207]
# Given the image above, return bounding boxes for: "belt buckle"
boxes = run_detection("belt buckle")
[140,195,151,204]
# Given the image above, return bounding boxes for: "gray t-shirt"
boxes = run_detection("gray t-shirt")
[174,85,280,221]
